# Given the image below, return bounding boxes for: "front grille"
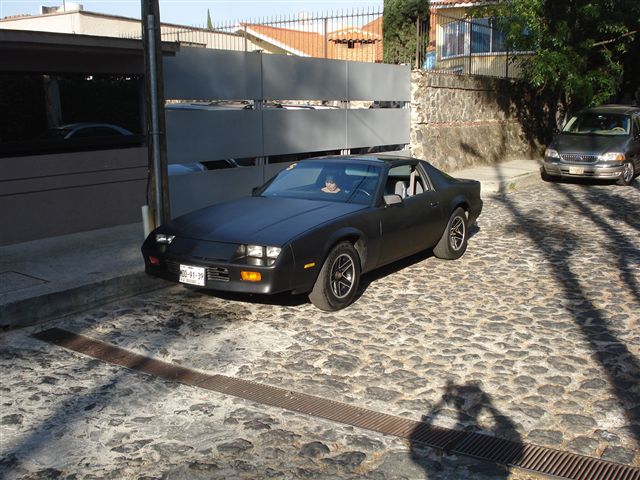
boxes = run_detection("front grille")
[165,259,230,283]
[207,267,230,282]
[560,153,598,163]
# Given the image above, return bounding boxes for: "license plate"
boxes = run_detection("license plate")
[569,166,584,175]
[179,264,205,286]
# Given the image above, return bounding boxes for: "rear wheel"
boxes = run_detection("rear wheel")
[617,161,635,186]
[433,207,468,260]
[309,242,360,311]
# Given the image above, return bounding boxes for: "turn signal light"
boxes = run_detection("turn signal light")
[241,271,262,282]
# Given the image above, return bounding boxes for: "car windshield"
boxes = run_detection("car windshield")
[258,160,381,205]
[562,113,630,136]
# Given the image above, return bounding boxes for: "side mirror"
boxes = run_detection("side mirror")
[383,194,403,206]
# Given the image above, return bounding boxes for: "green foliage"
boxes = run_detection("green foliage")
[480,0,640,112]
[206,8,213,30]
[383,0,429,64]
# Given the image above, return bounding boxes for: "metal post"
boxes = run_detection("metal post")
[244,24,248,52]
[415,15,420,70]
[147,14,164,227]
[324,17,328,58]
[141,0,170,228]
[505,46,510,78]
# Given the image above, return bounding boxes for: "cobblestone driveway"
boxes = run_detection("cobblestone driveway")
[1,181,639,479]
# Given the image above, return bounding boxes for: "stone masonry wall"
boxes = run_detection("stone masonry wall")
[410,71,544,171]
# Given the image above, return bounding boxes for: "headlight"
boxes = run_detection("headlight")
[246,244,281,261]
[598,152,625,162]
[545,148,560,159]
[247,245,264,257]
[155,233,175,244]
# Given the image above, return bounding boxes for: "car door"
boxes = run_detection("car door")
[378,162,444,265]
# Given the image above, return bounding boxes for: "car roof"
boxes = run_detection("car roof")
[580,104,640,115]
[301,153,418,166]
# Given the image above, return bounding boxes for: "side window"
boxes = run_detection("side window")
[386,163,431,198]
[633,114,640,138]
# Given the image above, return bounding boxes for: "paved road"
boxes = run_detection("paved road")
[1,181,639,479]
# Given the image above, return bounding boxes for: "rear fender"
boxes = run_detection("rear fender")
[448,194,469,218]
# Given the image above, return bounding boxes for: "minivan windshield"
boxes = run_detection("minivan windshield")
[562,113,630,136]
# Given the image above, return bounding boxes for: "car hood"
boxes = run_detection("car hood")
[166,196,367,245]
[551,134,629,155]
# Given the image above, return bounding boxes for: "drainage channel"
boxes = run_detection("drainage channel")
[33,328,639,480]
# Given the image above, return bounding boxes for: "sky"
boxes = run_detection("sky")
[0,0,383,25]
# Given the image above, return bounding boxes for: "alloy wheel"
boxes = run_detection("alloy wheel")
[622,162,634,184]
[449,216,466,251]
[330,253,355,299]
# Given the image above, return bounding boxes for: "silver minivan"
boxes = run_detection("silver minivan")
[543,105,640,185]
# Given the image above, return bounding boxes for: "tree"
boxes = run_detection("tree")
[481,0,640,116]
[206,8,213,30]
[383,0,429,64]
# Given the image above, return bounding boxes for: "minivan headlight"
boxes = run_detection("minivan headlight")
[598,152,625,162]
[545,148,560,159]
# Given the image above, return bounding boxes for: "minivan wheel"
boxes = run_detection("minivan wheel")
[618,161,635,186]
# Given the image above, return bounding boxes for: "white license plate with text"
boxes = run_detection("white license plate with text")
[179,264,205,286]
[568,166,584,175]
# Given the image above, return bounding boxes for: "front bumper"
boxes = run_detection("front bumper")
[543,160,624,179]
[141,241,296,295]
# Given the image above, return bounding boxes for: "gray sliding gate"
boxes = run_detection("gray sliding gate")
[164,47,410,217]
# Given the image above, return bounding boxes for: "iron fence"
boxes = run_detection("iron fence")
[419,12,521,79]
[121,8,524,77]
[124,8,383,63]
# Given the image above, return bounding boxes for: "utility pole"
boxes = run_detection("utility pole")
[141,0,170,228]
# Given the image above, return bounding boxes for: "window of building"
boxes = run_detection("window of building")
[442,17,507,59]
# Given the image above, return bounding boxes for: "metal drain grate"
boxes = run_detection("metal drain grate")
[33,328,640,480]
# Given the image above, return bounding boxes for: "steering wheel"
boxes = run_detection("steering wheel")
[612,127,625,132]
[354,188,371,197]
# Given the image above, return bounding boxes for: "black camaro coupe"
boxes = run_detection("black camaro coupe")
[142,155,483,311]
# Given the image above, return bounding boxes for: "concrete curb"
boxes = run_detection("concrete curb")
[0,272,171,330]
[482,169,543,197]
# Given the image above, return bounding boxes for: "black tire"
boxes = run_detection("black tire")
[617,161,635,186]
[433,207,468,260]
[308,241,360,311]
[541,167,556,182]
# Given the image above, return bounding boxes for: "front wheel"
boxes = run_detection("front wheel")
[617,161,636,186]
[433,207,468,260]
[309,242,360,311]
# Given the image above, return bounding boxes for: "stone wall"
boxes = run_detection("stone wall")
[410,71,545,171]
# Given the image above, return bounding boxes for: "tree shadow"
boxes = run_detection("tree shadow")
[493,163,640,446]
[410,380,523,478]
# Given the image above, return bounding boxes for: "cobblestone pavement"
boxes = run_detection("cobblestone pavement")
[1,181,639,479]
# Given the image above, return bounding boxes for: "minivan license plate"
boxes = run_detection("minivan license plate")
[569,166,584,175]
[179,264,205,286]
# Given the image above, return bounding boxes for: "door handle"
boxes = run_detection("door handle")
[430,201,439,207]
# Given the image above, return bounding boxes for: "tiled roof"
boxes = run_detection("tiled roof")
[430,0,486,7]
[243,23,382,62]
[362,16,382,33]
